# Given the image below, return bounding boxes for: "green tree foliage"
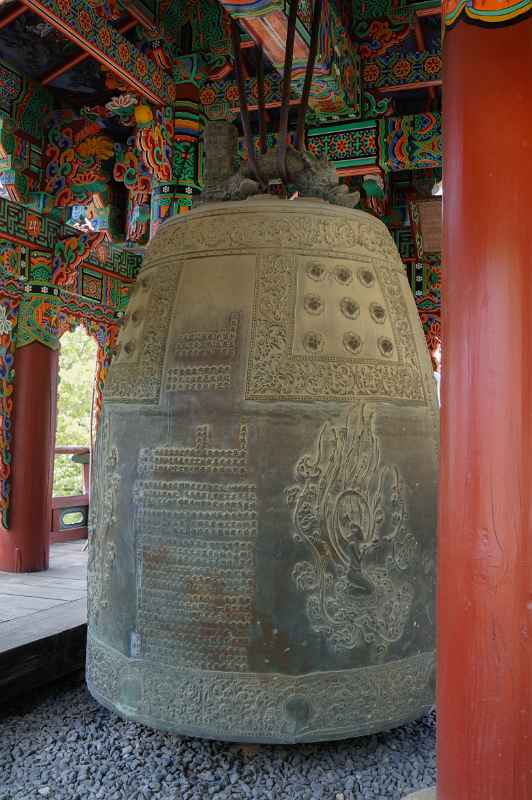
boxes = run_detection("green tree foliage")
[53,327,97,497]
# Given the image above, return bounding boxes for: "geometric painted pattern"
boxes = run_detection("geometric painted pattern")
[307,120,378,168]
[363,50,442,90]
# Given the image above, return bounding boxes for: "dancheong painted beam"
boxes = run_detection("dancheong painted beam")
[217,0,361,118]
[20,0,176,105]
[363,49,442,93]
[307,120,378,170]
[41,18,138,85]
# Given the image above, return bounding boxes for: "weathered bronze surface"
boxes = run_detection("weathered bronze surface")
[87,197,438,743]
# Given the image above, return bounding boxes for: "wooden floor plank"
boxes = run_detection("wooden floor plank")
[0,583,85,600]
[0,542,88,698]
[0,541,87,653]
[0,593,67,613]
[0,597,87,653]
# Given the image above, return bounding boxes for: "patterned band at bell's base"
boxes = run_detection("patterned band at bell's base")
[444,0,532,26]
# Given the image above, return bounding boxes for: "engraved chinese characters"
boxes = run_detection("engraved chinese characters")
[87,197,438,743]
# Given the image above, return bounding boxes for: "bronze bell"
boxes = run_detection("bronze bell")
[87,197,438,743]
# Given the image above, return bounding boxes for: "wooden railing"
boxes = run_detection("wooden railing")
[51,446,90,544]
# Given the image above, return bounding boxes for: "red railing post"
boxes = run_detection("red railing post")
[50,446,90,544]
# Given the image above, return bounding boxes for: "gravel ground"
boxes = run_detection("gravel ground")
[0,674,435,800]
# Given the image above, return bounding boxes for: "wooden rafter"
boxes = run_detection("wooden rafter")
[120,0,154,30]
[20,0,175,104]
[0,2,27,30]
[41,18,136,85]
[378,79,442,93]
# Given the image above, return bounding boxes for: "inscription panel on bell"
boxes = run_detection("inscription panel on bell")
[134,425,257,673]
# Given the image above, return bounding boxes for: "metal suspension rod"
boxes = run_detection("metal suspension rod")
[296,0,322,150]
[278,0,299,182]
[256,45,268,155]
[231,20,262,185]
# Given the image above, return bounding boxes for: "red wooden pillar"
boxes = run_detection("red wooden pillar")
[439,14,532,800]
[0,342,58,572]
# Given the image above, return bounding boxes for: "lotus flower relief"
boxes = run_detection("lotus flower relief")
[105,94,138,125]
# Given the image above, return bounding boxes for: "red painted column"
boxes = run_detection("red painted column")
[0,343,58,572]
[439,17,532,799]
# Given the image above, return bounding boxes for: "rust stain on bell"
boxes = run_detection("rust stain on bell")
[87,197,438,743]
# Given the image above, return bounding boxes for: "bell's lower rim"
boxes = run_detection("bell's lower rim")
[86,678,434,745]
[86,634,435,744]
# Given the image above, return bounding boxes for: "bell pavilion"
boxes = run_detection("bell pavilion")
[0,0,529,797]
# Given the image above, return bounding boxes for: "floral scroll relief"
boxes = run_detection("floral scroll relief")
[286,404,417,653]
[88,414,119,622]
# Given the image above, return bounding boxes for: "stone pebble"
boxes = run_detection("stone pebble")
[0,675,435,800]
